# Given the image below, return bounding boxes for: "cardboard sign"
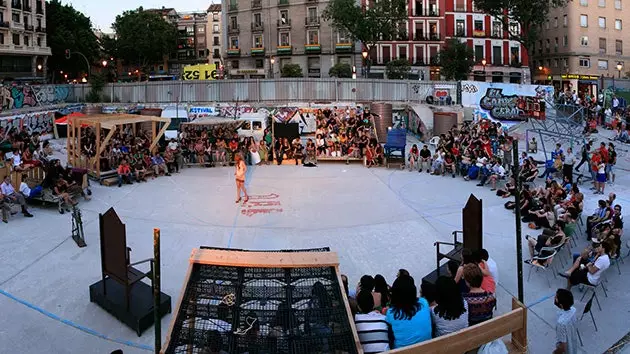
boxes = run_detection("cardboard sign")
[182,64,218,81]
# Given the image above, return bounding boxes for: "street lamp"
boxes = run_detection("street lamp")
[361,50,369,78]
[102,60,108,67]
[617,62,623,78]
[269,57,275,79]
[538,65,543,71]
[36,64,42,71]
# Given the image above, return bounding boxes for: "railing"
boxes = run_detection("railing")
[251,22,264,31]
[228,24,239,34]
[251,0,261,8]
[25,24,34,31]
[228,3,238,11]
[278,0,289,5]
[22,3,30,11]
[305,16,320,26]
[0,21,9,28]
[277,19,291,27]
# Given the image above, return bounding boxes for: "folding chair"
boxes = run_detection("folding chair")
[527,248,558,288]
[610,254,623,275]
[580,280,607,311]
[576,294,598,346]
[575,212,584,236]
[550,237,571,267]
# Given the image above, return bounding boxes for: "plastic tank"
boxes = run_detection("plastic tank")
[433,112,458,136]
[370,102,393,142]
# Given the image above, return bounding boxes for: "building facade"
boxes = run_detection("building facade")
[0,0,51,81]
[207,4,223,72]
[221,0,359,79]
[532,0,630,95]
[365,0,530,83]
[170,11,210,75]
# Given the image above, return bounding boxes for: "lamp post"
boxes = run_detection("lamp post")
[362,49,368,78]
[481,58,487,81]
[269,57,275,79]
[617,62,623,78]
[102,60,108,67]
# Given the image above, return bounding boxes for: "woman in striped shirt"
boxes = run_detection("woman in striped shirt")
[354,290,391,354]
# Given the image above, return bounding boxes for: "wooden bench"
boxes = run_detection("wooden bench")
[391,298,527,354]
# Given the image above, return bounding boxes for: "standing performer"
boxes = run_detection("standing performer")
[234,154,249,203]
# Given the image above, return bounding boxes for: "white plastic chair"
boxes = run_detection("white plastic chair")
[429,136,440,149]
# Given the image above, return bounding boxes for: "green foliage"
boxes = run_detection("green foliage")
[86,73,106,103]
[281,64,303,78]
[111,7,178,70]
[329,63,353,78]
[438,39,475,81]
[323,0,407,50]
[473,0,569,53]
[386,59,411,80]
[46,0,100,77]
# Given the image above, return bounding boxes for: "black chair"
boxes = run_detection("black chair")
[577,293,597,346]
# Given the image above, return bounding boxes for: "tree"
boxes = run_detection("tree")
[329,63,353,78]
[323,0,407,55]
[438,39,475,81]
[281,64,303,78]
[386,59,411,80]
[46,0,100,79]
[473,0,569,72]
[111,8,178,71]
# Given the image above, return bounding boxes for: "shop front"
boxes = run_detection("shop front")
[549,74,600,97]
[228,69,266,79]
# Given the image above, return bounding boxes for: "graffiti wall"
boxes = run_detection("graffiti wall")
[0,84,75,112]
[0,110,55,135]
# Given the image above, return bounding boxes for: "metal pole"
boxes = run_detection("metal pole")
[153,228,161,354]
[512,139,524,303]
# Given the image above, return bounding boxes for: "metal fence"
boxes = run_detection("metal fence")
[68,79,459,104]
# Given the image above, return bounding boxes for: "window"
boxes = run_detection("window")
[492,21,502,37]
[554,17,558,28]
[599,17,606,28]
[581,36,589,46]
[474,45,484,62]
[338,30,350,43]
[307,7,317,21]
[579,58,590,67]
[563,35,568,47]
[307,30,319,45]
[37,37,41,46]
[398,46,407,60]
[23,36,29,46]
[545,39,550,52]
[198,26,205,33]
[599,0,606,6]
[615,0,622,9]
[580,0,587,5]
[616,40,623,54]
[213,48,220,57]
[455,20,465,36]
[253,13,262,25]
[492,45,502,65]
[510,45,519,64]
[474,20,483,31]
[598,60,608,70]
[280,32,290,46]
[23,16,28,26]
[599,38,606,53]
[554,59,559,67]
[213,24,219,33]
[229,36,239,49]
[231,60,239,69]
[186,26,194,35]
[580,15,588,27]
[213,13,219,21]
[12,13,19,22]
[563,15,568,27]
[509,22,519,35]
[0,33,5,45]
[279,10,288,24]
[554,37,559,51]
[563,58,568,67]
[255,59,264,69]
[12,33,19,45]
[455,0,465,11]
[230,16,237,29]
[615,19,622,29]
[545,20,550,29]
[253,34,263,48]
[199,50,205,57]
[213,36,220,45]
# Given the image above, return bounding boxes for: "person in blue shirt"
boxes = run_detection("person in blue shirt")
[385,274,432,348]
[151,152,170,176]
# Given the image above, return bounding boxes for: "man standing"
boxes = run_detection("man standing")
[0,176,33,217]
[553,289,578,354]
[575,140,592,172]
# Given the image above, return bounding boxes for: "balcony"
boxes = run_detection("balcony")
[251,47,265,56]
[11,21,23,29]
[430,57,439,65]
[472,30,485,37]
[251,0,261,8]
[278,0,289,5]
[455,29,465,37]
[36,25,45,32]
[413,59,425,66]
[227,48,241,57]
[414,34,426,41]
[491,32,503,39]
[335,42,353,53]
[277,45,292,55]
[305,43,321,53]
[228,24,240,34]
[0,21,9,28]
[25,24,34,31]
[228,3,238,12]
[510,60,522,68]
[427,9,439,16]
[36,6,43,15]
[428,33,440,41]
[251,22,264,31]
[305,16,320,27]
[277,18,291,28]
[617,50,623,55]
[22,3,31,11]
[414,9,423,16]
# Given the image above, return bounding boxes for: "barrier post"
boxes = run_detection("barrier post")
[153,228,161,354]
[513,139,524,303]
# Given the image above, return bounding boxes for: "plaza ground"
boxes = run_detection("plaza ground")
[1,147,630,353]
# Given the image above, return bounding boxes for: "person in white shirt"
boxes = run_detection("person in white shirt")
[554,289,579,354]
[19,174,43,199]
[562,147,575,183]
[480,249,499,285]
[0,176,33,217]
[561,241,611,289]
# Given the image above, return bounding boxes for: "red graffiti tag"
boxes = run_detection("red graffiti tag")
[241,194,283,217]
[241,208,284,217]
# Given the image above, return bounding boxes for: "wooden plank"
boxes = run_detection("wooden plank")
[335,266,363,353]
[511,298,528,352]
[160,262,194,354]
[189,249,340,268]
[389,307,525,354]
[149,120,170,153]
[95,122,101,177]
[91,126,118,170]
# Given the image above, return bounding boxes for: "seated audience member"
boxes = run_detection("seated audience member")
[473,250,496,294]
[525,227,566,266]
[152,152,170,176]
[496,177,516,198]
[19,175,43,199]
[462,264,496,326]
[0,176,33,217]
[164,148,179,173]
[385,274,432,348]
[559,240,611,290]
[373,274,391,309]
[419,145,432,173]
[480,249,499,285]
[408,144,419,171]
[341,274,358,315]
[0,191,13,223]
[431,276,468,337]
[527,205,555,230]
[586,200,612,240]
[554,289,579,354]
[131,155,148,182]
[354,290,391,353]
[117,159,134,187]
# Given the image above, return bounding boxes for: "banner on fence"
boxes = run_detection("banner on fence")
[461,81,554,121]
[182,64,218,81]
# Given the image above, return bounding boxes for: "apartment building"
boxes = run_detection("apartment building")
[207,4,223,72]
[169,12,210,75]
[221,0,358,79]
[0,0,51,81]
[532,0,630,95]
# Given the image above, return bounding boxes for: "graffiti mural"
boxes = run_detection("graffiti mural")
[0,84,75,112]
[219,105,255,117]
[0,111,55,135]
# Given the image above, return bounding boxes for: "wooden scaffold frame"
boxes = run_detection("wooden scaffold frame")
[66,114,171,179]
